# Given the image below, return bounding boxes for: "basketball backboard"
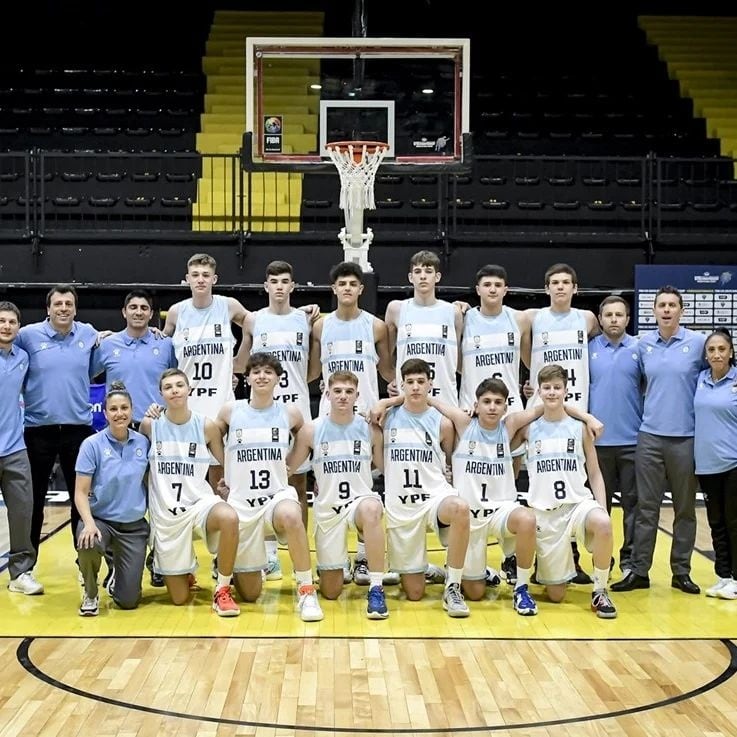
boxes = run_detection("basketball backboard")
[245,37,470,166]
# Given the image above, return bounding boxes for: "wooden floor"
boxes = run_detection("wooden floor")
[1,504,736,736]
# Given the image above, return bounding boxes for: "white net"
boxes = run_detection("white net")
[326,142,388,222]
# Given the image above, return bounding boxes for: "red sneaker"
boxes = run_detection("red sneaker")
[213,586,240,617]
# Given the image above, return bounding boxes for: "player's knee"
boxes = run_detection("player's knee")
[358,498,383,525]
[462,580,485,601]
[546,585,566,603]
[319,583,342,600]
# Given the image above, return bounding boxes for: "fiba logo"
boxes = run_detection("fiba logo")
[264,116,282,134]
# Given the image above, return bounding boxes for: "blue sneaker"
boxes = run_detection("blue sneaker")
[263,554,283,581]
[513,584,538,616]
[366,585,389,620]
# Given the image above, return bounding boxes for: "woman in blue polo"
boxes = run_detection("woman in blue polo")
[694,328,737,601]
[74,381,150,616]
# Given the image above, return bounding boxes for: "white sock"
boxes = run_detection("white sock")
[295,570,313,588]
[593,567,609,592]
[216,572,231,590]
[369,572,383,588]
[356,541,366,560]
[516,566,532,589]
[446,566,463,586]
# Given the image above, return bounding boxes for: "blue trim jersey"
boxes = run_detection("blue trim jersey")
[251,308,311,422]
[459,306,522,411]
[224,400,291,515]
[395,300,459,406]
[148,412,213,518]
[172,295,235,419]
[452,418,517,529]
[311,415,375,529]
[526,416,591,510]
[529,308,589,410]
[318,311,379,416]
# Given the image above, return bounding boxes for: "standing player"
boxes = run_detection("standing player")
[139,368,240,617]
[385,250,464,407]
[309,261,394,417]
[588,295,643,576]
[381,358,471,617]
[0,301,43,595]
[524,263,600,583]
[523,364,617,618]
[459,265,531,412]
[216,352,323,622]
[288,370,389,619]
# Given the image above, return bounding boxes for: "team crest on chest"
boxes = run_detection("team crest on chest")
[468,440,476,455]
[188,443,197,458]
[534,440,542,454]
[214,324,222,337]
[182,328,189,341]
[271,427,279,443]
[542,332,549,345]
[405,323,412,338]
[507,331,515,346]
[577,330,584,344]
[355,340,363,354]
[321,441,329,456]
[566,438,575,453]
[353,440,362,455]
[442,325,448,339]
[390,428,397,443]
[235,429,243,444]
[473,335,481,349]
[156,441,162,455]
[296,332,303,346]
[327,341,334,355]
[260,333,268,347]
[496,443,505,458]
[425,431,433,446]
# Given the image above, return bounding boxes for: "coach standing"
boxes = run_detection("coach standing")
[611,286,706,594]
[16,285,98,552]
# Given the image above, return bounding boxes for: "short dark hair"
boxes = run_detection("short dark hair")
[598,295,630,315]
[475,377,509,400]
[123,289,153,308]
[0,301,21,321]
[544,263,577,287]
[265,260,293,279]
[475,264,508,284]
[655,285,683,308]
[537,364,567,386]
[46,284,78,308]
[246,351,284,376]
[329,261,364,283]
[400,358,432,379]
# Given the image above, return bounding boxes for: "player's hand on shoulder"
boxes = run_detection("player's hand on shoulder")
[585,416,604,441]
[149,326,166,340]
[145,403,164,419]
[95,330,114,346]
[453,300,471,315]
[300,303,321,324]
[522,380,534,399]
[387,379,399,397]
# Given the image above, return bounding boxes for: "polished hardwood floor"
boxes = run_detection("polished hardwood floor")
[0,504,735,736]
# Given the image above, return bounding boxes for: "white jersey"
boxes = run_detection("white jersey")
[251,308,311,422]
[224,400,290,515]
[395,299,458,406]
[383,405,450,523]
[526,416,591,510]
[459,306,522,411]
[311,415,375,528]
[452,417,517,529]
[148,411,213,519]
[529,308,589,411]
[318,311,379,416]
[173,295,235,419]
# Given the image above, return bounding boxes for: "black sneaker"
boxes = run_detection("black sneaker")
[501,555,517,586]
[570,562,593,585]
[150,570,165,588]
[591,589,617,619]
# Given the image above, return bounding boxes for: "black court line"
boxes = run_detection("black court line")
[17,637,737,734]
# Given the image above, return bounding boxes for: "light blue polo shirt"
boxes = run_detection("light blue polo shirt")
[588,333,643,446]
[75,427,149,522]
[16,319,98,426]
[638,326,706,437]
[0,344,29,457]
[91,329,177,423]
[694,366,737,475]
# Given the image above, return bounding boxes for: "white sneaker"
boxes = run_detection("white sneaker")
[442,582,470,618]
[342,560,352,584]
[79,594,99,616]
[718,579,737,600]
[425,563,446,585]
[382,569,400,586]
[297,584,324,622]
[8,571,44,595]
[263,554,283,581]
[706,577,732,598]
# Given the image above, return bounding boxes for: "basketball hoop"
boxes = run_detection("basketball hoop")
[326,140,389,272]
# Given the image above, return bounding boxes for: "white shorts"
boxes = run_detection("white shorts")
[464,500,519,580]
[233,487,299,573]
[151,496,222,576]
[315,494,383,571]
[534,499,603,585]
[386,487,457,574]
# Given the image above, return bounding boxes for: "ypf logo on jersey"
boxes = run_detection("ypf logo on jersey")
[353,440,362,455]
[567,438,575,453]
[271,428,279,443]
[214,324,222,337]
[188,443,197,458]
[577,330,584,344]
